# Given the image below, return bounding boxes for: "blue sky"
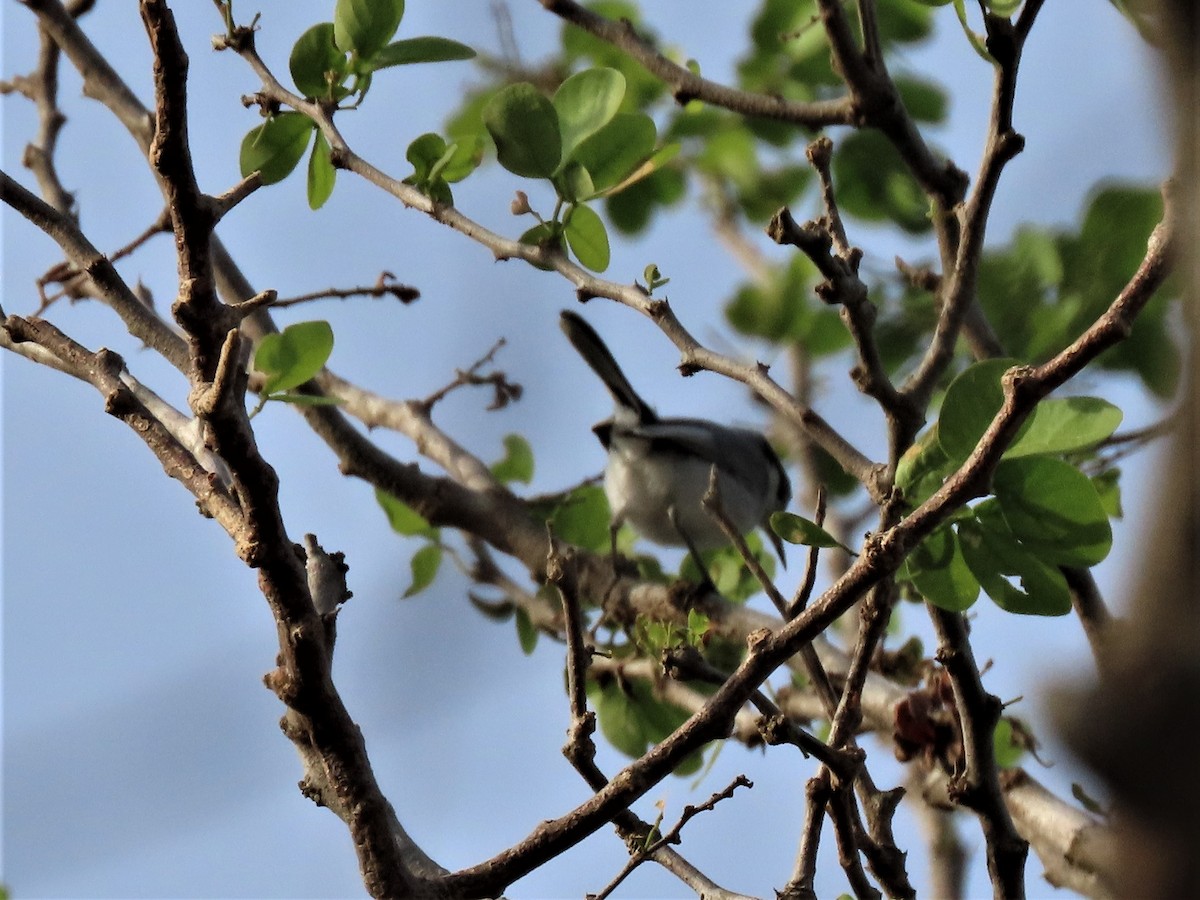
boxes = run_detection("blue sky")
[3,2,1170,897]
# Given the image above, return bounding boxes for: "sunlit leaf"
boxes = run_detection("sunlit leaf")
[993,457,1112,567]
[374,488,437,537]
[403,543,442,598]
[1005,396,1122,457]
[483,83,561,178]
[563,203,610,271]
[553,67,626,164]
[289,23,347,98]
[307,130,336,209]
[334,0,405,59]
[770,511,851,552]
[240,112,313,185]
[368,36,476,70]
[490,434,534,484]
[253,320,334,394]
[904,525,980,612]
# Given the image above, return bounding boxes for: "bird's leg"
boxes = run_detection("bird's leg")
[669,505,716,592]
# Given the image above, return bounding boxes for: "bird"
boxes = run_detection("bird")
[559,309,790,574]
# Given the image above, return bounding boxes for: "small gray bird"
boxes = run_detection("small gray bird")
[560,310,790,570]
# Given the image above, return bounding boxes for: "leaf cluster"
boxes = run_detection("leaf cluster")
[895,360,1122,615]
[239,0,475,208]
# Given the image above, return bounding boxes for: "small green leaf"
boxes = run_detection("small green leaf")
[538,484,611,553]
[895,424,954,505]
[436,134,483,183]
[254,320,334,394]
[770,511,851,552]
[490,434,534,484]
[937,358,1019,463]
[290,23,348,98]
[603,142,681,198]
[307,130,336,209]
[515,606,538,654]
[589,679,651,759]
[404,543,442,598]
[951,0,993,60]
[569,111,656,193]
[904,525,980,612]
[334,0,405,59]
[563,203,610,271]
[959,507,1072,616]
[406,132,448,181]
[1092,469,1123,519]
[367,36,476,70]
[553,67,626,165]
[483,83,562,178]
[993,718,1024,768]
[993,457,1113,567]
[833,130,932,234]
[895,75,948,123]
[240,112,314,185]
[558,161,596,203]
[1005,396,1122,458]
[375,488,437,537]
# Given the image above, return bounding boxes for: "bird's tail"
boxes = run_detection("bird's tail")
[560,310,657,423]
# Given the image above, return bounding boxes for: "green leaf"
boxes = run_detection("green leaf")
[290,23,348,98]
[951,0,993,60]
[253,320,334,394]
[375,488,436,537]
[553,67,626,166]
[993,718,1024,768]
[571,112,657,194]
[558,161,596,203]
[490,434,534,484]
[605,164,686,234]
[563,203,610,271]
[307,130,336,209]
[1092,469,1122,519]
[406,132,448,181]
[240,112,314,185]
[515,606,538,654]
[539,484,611,553]
[895,424,954,506]
[334,0,405,59]
[403,542,442,598]
[589,679,651,759]
[588,678,703,776]
[894,75,948,123]
[435,134,483,183]
[904,525,980,612]
[483,83,562,178]
[937,358,1019,463]
[367,36,476,70]
[959,507,1072,615]
[833,130,932,233]
[602,142,681,198]
[1005,396,1122,458]
[993,457,1113,566]
[770,511,851,552]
